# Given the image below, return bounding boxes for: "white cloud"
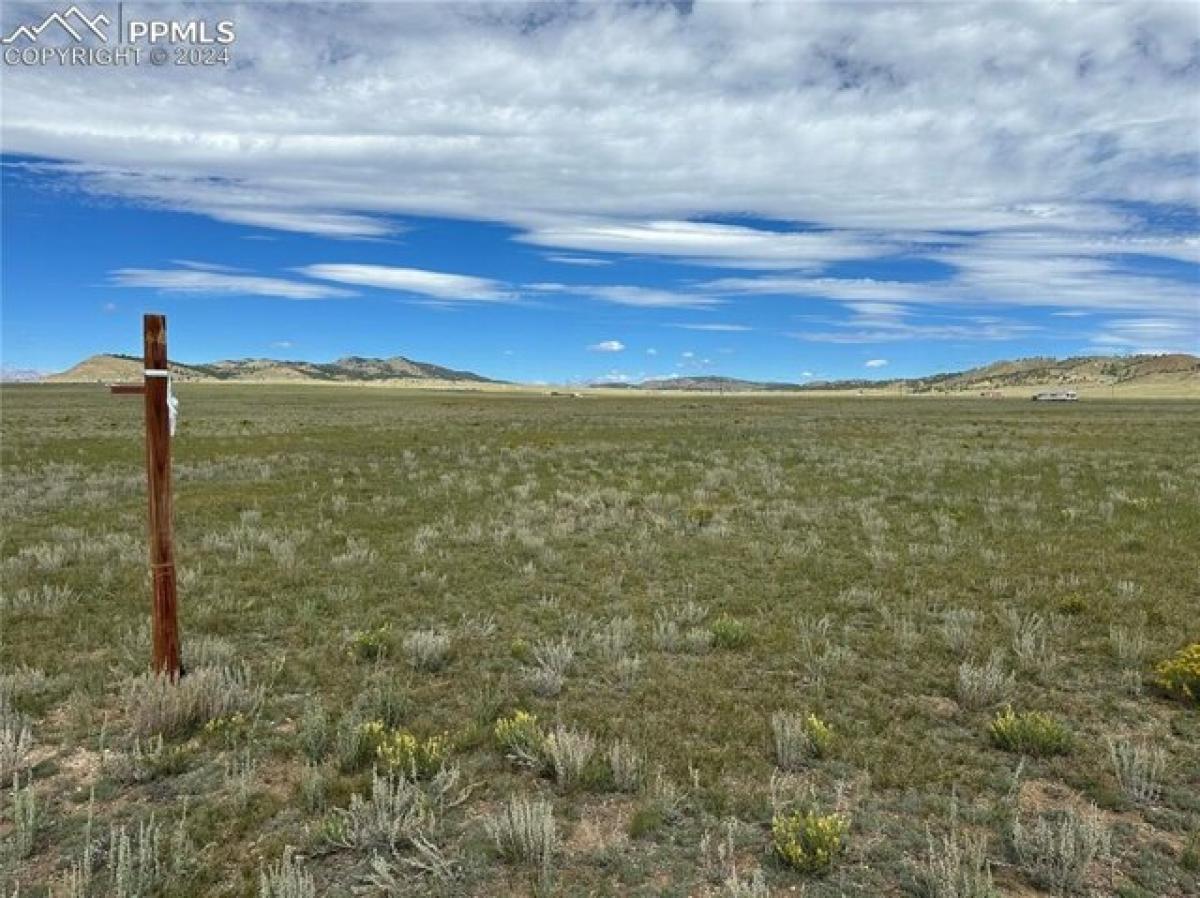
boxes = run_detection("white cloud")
[589,340,626,353]
[299,264,512,301]
[110,266,351,300]
[271,340,294,349]
[865,358,889,368]
[646,348,658,356]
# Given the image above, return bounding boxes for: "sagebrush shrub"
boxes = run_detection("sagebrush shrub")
[485,795,555,883]
[0,704,33,783]
[1107,736,1165,804]
[607,739,646,793]
[326,770,434,851]
[333,712,373,773]
[259,846,315,898]
[771,808,848,872]
[544,724,596,789]
[524,663,565,698]
[403,628,451,672]
[918,806,996,898]
[592,616,635,661]
[124,665,261,738]
[1010,805,1109,893]
[771,711,833,769]
[1108,623,1148,664]
[298,705,330,762]
[8,773,38,859]
[956,653,1013,710]
[942,609,978,656]
[682,626,715,654]
[988,707,1071,756]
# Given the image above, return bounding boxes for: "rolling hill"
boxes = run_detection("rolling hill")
[45,354,502,385]
[595,354,1200,393]
[33,352,1200,394]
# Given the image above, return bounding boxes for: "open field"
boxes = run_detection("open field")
[2,385,1198,897]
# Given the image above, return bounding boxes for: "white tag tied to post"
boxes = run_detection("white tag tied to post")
[144,369,179,436]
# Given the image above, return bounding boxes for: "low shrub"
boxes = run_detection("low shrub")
[956,654,1013,710]
[259,846,315,898]
[346,625,391,662]
[543,724,596,789]
[1153,643,1200,704]
[403,628,452,673]
[771,711,833,769]
[988,707,1071,756]
[771,809,848,873]
[1107,736,1165,804]
[124,665,261,739]
[374,728,449,779]
[710,614,750,649]
[1010,805,1109,893]
[485,795,556,886]
[494,711,547,770]
[917,805,996,898]
[0,704,33,783]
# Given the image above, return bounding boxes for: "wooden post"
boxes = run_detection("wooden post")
[143,314,183,679]
[111,315,183,679]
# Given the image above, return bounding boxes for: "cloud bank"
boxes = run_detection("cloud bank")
[3,1,1197,351]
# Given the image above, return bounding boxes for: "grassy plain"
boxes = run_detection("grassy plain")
[2,385,1198,896]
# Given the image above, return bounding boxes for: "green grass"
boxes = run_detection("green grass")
[2,384,1198,896]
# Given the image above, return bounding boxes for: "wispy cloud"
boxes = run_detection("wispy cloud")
[1089,317,1198,354]
[544,254,612,267]
[299,264,512,301]
[584,285,721,309]
[672,323,752,332]
[865,358,889,369]
[520,220,888,269]
[110,267,351,300]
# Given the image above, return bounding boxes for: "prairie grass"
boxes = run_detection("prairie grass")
[2,385,1197,895]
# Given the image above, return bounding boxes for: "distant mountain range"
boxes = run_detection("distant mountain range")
[596,354,1200,393]
[20,352,1200,393]
[43,354,503,385]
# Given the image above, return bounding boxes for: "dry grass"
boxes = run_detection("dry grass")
[1,385,1197,896]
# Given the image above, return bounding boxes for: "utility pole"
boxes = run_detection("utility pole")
[111,314,183,679]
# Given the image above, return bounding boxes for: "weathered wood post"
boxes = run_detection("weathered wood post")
[111,314,183,679]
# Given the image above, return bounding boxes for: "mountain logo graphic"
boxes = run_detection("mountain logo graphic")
[2,6,110,44]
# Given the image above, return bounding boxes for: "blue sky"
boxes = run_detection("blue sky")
[2,2,1197,383]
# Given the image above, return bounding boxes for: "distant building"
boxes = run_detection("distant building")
[1032,390,1078,401]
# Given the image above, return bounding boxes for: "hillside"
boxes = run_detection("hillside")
[597,354,1199,394]
[46,354,502,385]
